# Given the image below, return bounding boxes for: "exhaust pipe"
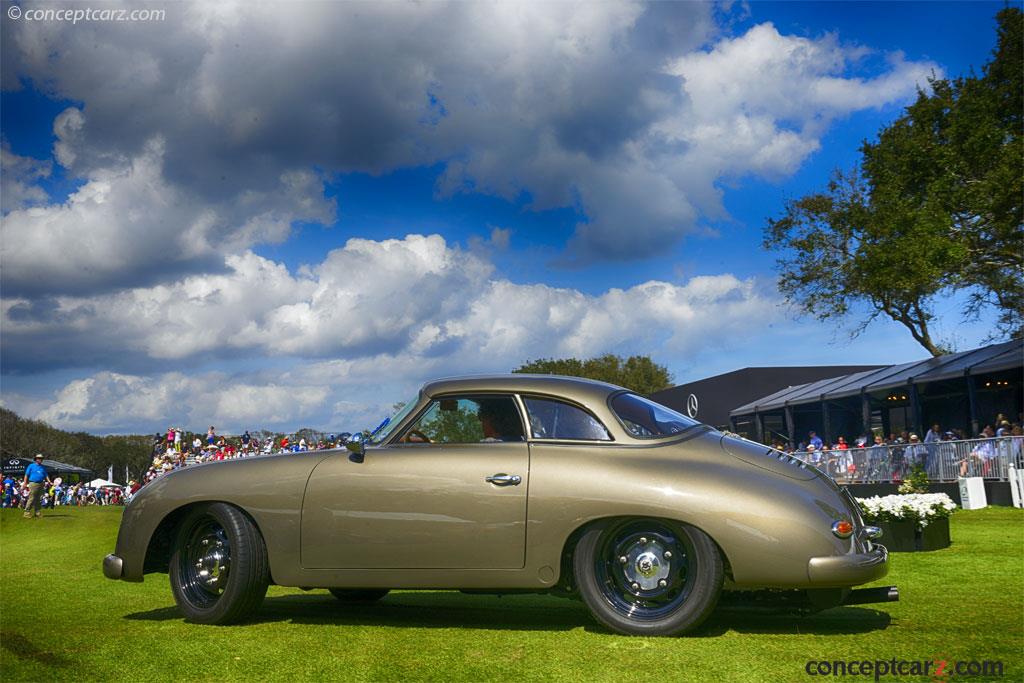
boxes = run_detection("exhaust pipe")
[843,585,899,605]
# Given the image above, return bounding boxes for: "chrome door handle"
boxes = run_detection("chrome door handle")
[485,473,522,486]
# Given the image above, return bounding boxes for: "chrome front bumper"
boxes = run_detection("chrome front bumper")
[103,553,124,580]
[807,544,889,586]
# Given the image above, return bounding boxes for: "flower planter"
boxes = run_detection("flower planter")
[916,516,951,551]
[857,493,957,553]
[877,519,917,552]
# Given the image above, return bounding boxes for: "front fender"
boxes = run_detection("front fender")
[111,451,335,582]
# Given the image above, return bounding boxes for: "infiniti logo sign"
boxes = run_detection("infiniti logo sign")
[686,394,699,418]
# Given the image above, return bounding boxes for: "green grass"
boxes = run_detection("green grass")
[1,507,1022,682]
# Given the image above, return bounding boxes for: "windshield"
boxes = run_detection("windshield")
[610,392,700,438]
[367,396,420,444]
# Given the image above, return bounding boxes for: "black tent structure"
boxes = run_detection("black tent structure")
[650,365,884,430]
[729,339,1023,447]
[1,453,93,482]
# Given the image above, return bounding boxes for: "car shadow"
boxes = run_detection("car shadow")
[125,591,892,635]
[1,631,71,667]
[695,606,892,637]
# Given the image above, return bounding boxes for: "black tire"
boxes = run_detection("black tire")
[328,588,391,603]
[169,503,270,624]
[573,518,722,636]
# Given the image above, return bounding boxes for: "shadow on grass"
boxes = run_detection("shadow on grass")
[697,606,891,636]
[125,591,892,636]
[1,631,71,667]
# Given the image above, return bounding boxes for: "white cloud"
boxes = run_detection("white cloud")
[651,22,941,219]
[8,234,777,432]
[4,234,773,366]
[1,136,335,295]
[1,1,939,279]
[0,141,52,212]
[35,371,329,432]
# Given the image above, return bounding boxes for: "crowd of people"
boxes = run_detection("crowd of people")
[6,426,356,514]
[769,417,1023,482]
[141,426,353,485]
[2,475,127,511]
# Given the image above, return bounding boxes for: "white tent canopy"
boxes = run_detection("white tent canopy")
[88,478,121,488]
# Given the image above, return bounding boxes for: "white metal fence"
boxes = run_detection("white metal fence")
[792,436,1024,483]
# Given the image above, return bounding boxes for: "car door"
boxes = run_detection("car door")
[300,394,529,569]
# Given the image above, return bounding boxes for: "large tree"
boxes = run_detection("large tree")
[765,8,1022,356]
[513,354,672,395]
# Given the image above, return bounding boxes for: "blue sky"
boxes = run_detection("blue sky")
[0,1,1014,434]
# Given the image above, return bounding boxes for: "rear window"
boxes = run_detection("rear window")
[610,393,700,438]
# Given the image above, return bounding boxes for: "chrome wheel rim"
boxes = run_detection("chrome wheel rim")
[595,520,695,621]
[180,517,230,608]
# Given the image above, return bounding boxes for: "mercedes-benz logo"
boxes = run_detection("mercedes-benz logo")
[686,393,699,418]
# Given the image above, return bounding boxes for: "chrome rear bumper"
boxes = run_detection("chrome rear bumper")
[807,544,889,586]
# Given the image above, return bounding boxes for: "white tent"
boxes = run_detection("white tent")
[88,478,121,488]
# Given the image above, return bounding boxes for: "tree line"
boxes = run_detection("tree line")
[0,407,152,480]
[514,354,671,395]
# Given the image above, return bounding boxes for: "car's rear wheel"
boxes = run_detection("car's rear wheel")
[169,503,269,624]
[329,588,390,603]
[573,518,722,636]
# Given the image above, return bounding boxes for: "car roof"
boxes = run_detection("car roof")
[421,374,626,405]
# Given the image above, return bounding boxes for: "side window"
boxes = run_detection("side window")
[522,397,612,441]
[399,395,524,444]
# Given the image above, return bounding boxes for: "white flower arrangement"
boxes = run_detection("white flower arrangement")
[856,493,958,529]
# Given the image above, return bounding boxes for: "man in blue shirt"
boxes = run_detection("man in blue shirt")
[22,454,51,519]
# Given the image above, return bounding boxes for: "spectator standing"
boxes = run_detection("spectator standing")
[808,431,823,450]
[962,425,996,476]
[2,476,15,508]
[905,434,926,470]
[174,428,182,452]
[806,444,823,468]
[22,453,51,519]
[867,435,888,479]
[207,426,217,446]
[923,423,942,475]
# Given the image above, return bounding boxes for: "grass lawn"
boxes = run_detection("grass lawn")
[1,506,1021,682]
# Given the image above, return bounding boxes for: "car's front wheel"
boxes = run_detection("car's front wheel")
[329,588,390,603]
[169,503,269,624]
[574,518,722,636]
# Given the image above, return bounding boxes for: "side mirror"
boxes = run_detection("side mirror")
[345,436,365,463]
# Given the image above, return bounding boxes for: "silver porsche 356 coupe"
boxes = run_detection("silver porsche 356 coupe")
[103,374,895,636]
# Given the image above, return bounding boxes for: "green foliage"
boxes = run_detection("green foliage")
[513,354,672,395]
[898,465,932,494]
[765,8,1023,354]
[417,405,485,443]
[0,408,151,481]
